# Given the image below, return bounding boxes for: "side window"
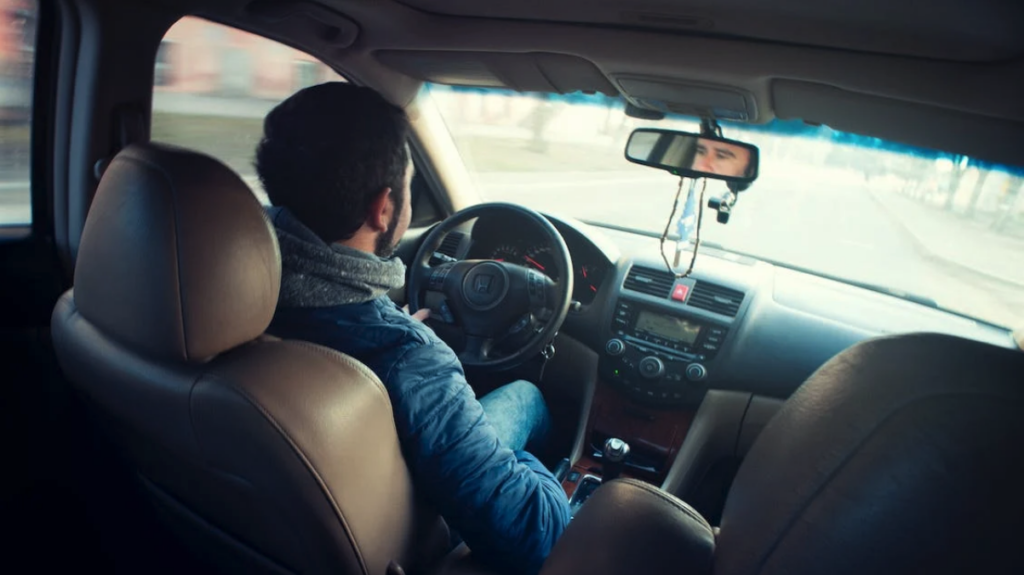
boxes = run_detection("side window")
[151,17,345,204]
[0,0,38,227]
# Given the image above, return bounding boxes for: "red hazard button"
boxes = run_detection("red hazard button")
[671,284,689,302]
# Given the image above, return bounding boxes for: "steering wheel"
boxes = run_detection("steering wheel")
[408,203,574,371]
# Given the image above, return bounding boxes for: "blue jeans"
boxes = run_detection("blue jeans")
[447,380,553,550]
[478,379,551,452]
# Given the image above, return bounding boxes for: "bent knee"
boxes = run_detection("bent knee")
[507,379,544,402]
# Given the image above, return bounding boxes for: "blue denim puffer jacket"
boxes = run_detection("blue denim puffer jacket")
[269,297,571,575]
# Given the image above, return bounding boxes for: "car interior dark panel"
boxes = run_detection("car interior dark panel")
[4,0,1023,572]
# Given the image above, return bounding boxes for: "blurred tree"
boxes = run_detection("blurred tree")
[964,158,999,218]
[942,155,968,211]
[992,174,1024,233]
[525,93,555,153]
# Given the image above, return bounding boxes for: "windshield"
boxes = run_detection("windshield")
[425,85,1024,330]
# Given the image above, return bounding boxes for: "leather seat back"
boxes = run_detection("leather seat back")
[51,143,446,575]
[541,333,1024,575]
[715,333,1024,574]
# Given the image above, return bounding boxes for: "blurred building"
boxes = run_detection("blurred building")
[0,0,34,122]
[156,16,343,100]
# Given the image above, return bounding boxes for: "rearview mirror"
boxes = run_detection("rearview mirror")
[625,128,759,185]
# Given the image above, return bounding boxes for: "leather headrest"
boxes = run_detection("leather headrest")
[74,143,281,362]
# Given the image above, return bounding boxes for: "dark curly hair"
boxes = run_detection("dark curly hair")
[256,82,411,244]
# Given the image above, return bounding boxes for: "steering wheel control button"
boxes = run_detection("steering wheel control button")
[671,284,690,302]
[508,314,531,336]
[605,339,625,356]
[638,356,665,379]
[527,270,547,307]
[438,300,454,323]
[428,264,453,291]
[461,262,510,311]
[686,363,708,382]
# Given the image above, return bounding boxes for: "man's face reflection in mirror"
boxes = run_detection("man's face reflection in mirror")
[692,138,751,178]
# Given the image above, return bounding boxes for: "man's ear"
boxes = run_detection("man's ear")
[367,187,393,232]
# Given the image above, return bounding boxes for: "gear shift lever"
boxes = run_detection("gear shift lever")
[602,437,630,482]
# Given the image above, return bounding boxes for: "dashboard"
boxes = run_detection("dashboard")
[429,208,1018,515]
[444,210,1016,403]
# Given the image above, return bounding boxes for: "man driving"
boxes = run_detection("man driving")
[693,137,752,177]
[256,82,570,575]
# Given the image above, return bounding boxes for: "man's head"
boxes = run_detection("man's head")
[692,138,752,178]
[256,82,413,257]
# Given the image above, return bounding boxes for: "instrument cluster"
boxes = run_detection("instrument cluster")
[487,241,607,305]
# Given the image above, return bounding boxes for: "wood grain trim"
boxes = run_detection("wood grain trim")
[562,380,695,494]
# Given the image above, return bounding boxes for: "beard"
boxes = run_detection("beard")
[374,206,401,258]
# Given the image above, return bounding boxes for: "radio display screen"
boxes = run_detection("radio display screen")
[635,311,702,345]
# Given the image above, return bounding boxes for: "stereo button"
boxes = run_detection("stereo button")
[605,339,626,357]
[686,363,708,382]
[638,356,665,379]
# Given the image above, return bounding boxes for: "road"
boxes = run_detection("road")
[477,168,1024,329]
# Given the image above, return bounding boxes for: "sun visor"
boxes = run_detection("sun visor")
[246,0,359,48]
[374,51,618,95]
[615,77,759,122]
[773,80,1024,168]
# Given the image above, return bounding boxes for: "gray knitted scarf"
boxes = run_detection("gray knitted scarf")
[269,207,407,308]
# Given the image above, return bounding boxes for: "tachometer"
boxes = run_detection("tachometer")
[490,244,521,262]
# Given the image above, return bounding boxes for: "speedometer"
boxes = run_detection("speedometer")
[490,244,520,262]
[523,245,559,281]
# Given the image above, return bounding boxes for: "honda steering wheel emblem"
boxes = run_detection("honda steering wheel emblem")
[474,274,494,294]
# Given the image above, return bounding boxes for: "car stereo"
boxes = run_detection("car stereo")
[601,298,727,405]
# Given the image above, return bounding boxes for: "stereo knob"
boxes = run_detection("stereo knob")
[685,363,708,382]
[605,338,626,357]
[638,356,665,379]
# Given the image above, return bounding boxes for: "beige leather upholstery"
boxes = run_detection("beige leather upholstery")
[543,333,1024,575]
[52,143,448,575]
[73,144,280,362]
[540,479,714,575]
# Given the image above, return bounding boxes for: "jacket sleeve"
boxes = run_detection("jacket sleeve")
[385,341,571,575]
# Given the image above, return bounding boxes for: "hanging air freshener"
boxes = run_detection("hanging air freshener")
[674,178,699,267]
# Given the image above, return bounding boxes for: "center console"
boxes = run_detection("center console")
[601,298,728,406]
[563,293,735,510]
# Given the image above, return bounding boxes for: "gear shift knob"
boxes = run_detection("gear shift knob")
[602,437,630,482]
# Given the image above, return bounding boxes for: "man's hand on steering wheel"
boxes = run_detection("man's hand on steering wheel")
[407,203,574,371]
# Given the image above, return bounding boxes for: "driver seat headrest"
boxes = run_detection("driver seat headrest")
[73,142,281,362]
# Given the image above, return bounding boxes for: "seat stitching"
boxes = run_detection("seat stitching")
[285,340,392,407]
[116,152,190,359]
[620,478,714,533]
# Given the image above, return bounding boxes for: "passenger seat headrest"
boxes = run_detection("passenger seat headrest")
[74,142,281,363]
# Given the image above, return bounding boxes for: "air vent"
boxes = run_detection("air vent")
[429,232,464,265]
[688,281,745,317]
[623,265,675,298]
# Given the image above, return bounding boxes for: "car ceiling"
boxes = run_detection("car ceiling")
[151,0,1024,166]
[397,0,1024,62]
